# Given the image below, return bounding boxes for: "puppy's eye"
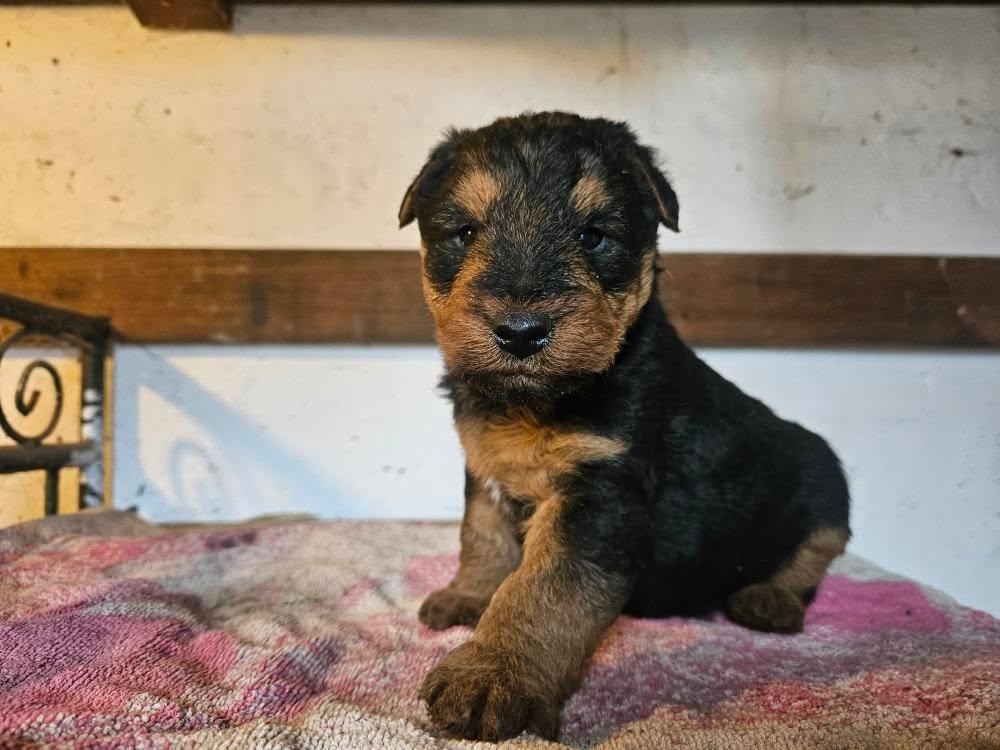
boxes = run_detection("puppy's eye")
[578,227,604,251]
[457,225,477,246]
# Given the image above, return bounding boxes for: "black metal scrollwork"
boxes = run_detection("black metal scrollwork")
[0,330,66,445]
[0,292,110,516]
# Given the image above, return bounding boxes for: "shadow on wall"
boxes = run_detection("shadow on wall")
[235,3,633,38]
[232,4,952,48]
[115,347,361,522]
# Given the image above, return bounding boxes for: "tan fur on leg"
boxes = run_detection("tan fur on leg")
[727,527,849,634]
[418,476,522,630]
[420,494,628,741]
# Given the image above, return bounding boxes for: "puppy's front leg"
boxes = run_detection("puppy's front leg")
[419,472,522,630]
[421,497,631,742]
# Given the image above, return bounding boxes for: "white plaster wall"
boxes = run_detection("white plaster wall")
[113,345,1000,616]
[0,5,998,251]
[1,6,998,614]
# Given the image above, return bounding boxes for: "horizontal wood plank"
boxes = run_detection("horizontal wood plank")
[2,249,998,348]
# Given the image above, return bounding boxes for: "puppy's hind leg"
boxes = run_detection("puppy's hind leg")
[726,527,848,634]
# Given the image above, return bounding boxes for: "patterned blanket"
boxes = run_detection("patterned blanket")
[1,512,998,749]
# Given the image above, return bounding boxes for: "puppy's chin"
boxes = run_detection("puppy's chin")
[456,370,590,407]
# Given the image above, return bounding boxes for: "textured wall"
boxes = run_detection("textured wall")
[1,5,998,251]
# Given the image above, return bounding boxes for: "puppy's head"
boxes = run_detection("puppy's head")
[399,112,679,404]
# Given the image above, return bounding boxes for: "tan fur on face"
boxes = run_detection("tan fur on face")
[457,407,626,504]
[452,168,500,223]
[609,251,656,340]
[421,247,500,372]
[570,174,611,215]
[541,251,655,374]
[423,251,657,383]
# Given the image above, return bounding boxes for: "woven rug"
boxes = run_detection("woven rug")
[1,512,998,749]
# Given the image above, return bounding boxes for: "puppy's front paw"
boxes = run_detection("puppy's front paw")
[420,640,560,742]
[418,588,489,630]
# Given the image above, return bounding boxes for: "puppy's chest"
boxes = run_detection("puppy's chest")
[456,408,625,504]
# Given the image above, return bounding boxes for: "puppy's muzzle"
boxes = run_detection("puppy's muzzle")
[491,312,553,360]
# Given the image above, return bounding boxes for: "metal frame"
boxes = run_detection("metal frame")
[0,293,110,515]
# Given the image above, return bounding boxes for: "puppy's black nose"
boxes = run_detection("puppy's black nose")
[492,313,553,360]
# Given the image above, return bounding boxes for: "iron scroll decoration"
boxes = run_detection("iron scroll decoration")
[0,329,66,446]
[0,292,110,514]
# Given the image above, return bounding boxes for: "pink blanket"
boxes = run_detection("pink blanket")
[1,512,998,748]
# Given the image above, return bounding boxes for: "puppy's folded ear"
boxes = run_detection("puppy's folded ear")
[632,148,680,233]
[398,160,433,228]
[398,137,457,229]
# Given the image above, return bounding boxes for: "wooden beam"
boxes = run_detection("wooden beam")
[660,253,1000,348]
[124,0,232,30]
[2,249,998,348]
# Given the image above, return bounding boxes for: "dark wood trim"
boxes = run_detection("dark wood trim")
[123,0,231,29]
[2,249,998,348]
